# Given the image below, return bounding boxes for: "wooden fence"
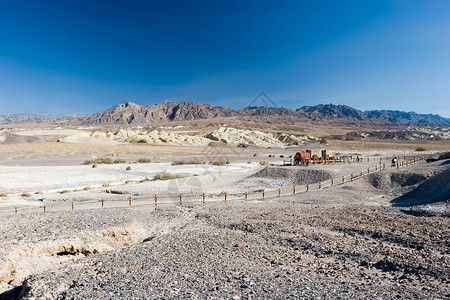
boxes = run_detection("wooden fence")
[2,156,425,216]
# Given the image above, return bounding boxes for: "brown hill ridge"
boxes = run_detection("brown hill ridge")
[1,101,449,126]
[79,101,450,126]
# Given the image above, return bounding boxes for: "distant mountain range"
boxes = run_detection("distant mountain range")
[0,113,89,125]
[1,101,449,126]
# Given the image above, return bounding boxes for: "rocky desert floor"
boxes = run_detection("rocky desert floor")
[0,126,449,299]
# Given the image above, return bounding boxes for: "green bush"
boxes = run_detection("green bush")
[21,193,31,198]
[415,147,427,152]
[259,161,269,166]
[126,166,131,171]
[59,190,70,194]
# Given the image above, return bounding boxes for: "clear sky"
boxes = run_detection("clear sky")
[0,0,449,117]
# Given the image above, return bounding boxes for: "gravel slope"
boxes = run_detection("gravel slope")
[0,162,448,299]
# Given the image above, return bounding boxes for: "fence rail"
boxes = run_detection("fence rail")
[2,157,425,216]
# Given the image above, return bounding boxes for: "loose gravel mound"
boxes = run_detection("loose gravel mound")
[392,167,450,206]
[251,167,332,185]
[367,172,428,189]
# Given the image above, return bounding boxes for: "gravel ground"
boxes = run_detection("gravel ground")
[0,161,448,299]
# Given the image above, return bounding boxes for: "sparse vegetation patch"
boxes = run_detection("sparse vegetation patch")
[210,160,229,166]
[153,171,182,181]
[136,158,152,163]
[415,147,427,152]
[84,157,127,165]
[171,159,204,166]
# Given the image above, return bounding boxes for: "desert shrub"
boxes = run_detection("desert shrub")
[415,147,427,152]
[126,166,131,171]
[21,193,31,198]
[102,183,110,187]
[137,139,148,143]
[171,159,203,166]
[259,161,269,166]
[101,157,114,164]
[153,171,181,181]
[0,193,7,197]
[92,163,97,168]
[136,158,152,163]
[35,191,42,195]
[210,160,228,166]
[83,157,114,165]
[59,190,70,194]
[124,180,131,184]
[139,178,150,183]
[83,187,91,191]
[114,158,126,164]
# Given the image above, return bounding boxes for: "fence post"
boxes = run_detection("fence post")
[331,179,333,186]
[397,162,399,169]
[224,192,227,202]
[262,191,265,199]
[319,182,322,189]
[43,205,46,213]
[383,163,385,170]
[202,193,205,203]
[278,189,281,197]
[71,202,74,211]
[244,191,247,200]
[375,165,378,171]
[179,194,182,205]
[293,185,296,194]
[155,195,157,206]
[306,184,309,192]
[342,176,344,184]
[101,199,104,208]
[367,168,370,174]
[351,174,353,182]
[129,197,132,207]
[15,207,18,215]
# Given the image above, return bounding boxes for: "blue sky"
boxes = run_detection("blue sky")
[0,0,449,117]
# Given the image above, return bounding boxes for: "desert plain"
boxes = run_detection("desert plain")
[0,121,449,299]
